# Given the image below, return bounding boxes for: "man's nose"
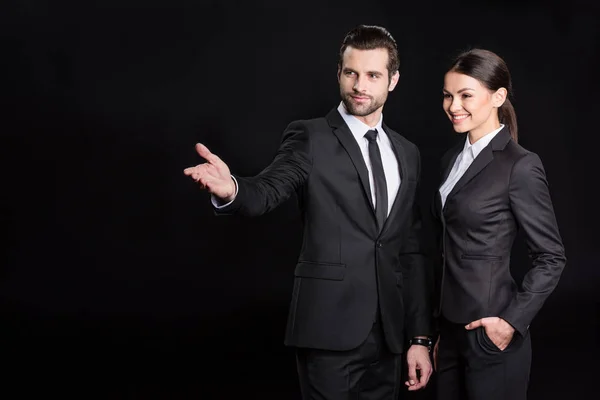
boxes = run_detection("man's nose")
[353,76,367,92]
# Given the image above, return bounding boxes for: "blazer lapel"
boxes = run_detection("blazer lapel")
[446,145,493,201]
[435,139,463,212]
[445,127,512,205]
[440,140,464,189]
[380,124,408,234]
[327,109,375,213]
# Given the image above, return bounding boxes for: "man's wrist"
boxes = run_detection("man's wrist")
[212,176,238,209]
[225,176,237,202]
[409,337,433,351]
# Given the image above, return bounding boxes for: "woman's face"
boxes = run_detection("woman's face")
[443,71,505,141]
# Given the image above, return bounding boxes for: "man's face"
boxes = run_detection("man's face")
[338,46,399,118]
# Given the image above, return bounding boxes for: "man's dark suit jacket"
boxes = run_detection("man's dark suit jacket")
[216,108,432,353]
[432,127,566,336]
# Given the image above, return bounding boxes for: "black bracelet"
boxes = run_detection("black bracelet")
[409,337,432,351]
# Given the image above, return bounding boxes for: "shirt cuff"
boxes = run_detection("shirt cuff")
[211,176,238,209]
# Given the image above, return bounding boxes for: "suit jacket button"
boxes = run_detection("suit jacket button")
[377,242,383,248]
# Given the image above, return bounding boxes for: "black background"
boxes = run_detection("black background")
[1,0,598,398]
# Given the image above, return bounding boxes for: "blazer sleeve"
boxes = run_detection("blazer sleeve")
[402,149,435,339]
[214,121,312,217]
[499,152,567,336]
[428,172,444,335]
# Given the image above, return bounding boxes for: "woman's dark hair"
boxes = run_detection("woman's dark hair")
[339,25,400,81]
[449,49,518,142]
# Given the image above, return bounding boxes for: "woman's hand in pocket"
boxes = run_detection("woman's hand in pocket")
[465,317,515,350]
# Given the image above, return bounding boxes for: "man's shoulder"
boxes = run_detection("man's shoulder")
[288,116,328,127]
[286,113,333,133]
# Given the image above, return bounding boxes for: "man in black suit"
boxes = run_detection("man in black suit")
[184,25,433,399]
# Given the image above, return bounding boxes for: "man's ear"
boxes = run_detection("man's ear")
[388,70,400,91]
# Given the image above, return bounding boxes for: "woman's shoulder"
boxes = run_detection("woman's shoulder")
[496,133,544,164]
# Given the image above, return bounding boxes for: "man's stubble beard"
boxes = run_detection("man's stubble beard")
[341,91,387,117]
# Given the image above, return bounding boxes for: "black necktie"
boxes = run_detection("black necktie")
[364,129,388,230]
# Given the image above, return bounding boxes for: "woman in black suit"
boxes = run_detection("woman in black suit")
[432,49,566,400]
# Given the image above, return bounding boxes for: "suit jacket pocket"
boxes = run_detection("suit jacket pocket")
[295,261,346,281]
[461,254,502,261]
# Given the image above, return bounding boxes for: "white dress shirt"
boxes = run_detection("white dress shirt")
[337,102,400,216]
[439,124,505,207]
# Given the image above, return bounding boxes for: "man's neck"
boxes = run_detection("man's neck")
[355,109,383,128]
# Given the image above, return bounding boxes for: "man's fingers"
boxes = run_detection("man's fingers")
[420,362,432,385]
[195,143,211,158]
[406,363,418,387]
[183,167,195,176]
[407,383,425,391]
[406,376,426,391]
[410,357,432,390]
[184,164,213,180]
[195,143,222,166]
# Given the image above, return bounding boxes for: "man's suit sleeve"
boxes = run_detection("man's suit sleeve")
[402,148,434,339]
[215,121,312,216]
[499,152,566,336]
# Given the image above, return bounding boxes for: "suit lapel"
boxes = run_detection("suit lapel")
[435,139,463,212]
[445,144,493,202]
[327,109,375,213]
[444,127,512,206]
[440,140,464,190]
[380,124,408,234]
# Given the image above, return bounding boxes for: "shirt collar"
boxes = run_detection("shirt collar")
[464,124,505,159]
[337,102,384,142]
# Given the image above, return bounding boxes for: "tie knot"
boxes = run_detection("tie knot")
[364,129,378,142]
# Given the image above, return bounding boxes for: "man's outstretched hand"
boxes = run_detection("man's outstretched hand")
[183,143,236,202]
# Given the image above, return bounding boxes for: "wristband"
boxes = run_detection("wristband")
[409,337,432,351]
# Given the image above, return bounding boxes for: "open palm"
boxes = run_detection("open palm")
[183,143,236,201]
